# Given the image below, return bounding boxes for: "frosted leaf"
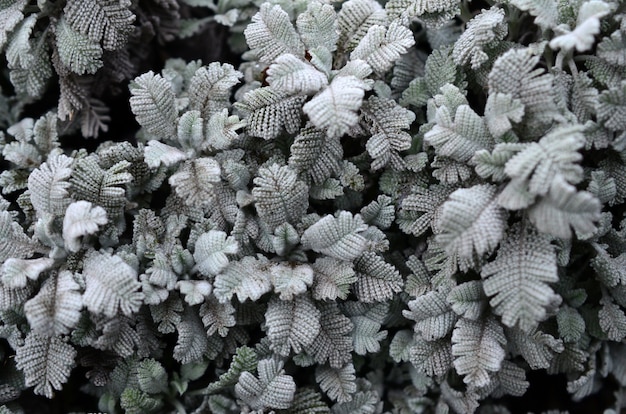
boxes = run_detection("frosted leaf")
[205,110,245,151]
[82,250,143,317]
[169,158,221,208]
[424,104,492,163]
[353,252,403,302]
[351,21,415,74]
[244,3,305,63]
[597,81,626,131]
[129,71,177,138]
[509,0,558,30]
[24,271,82,336]
[252,164,309,231]
[306,302,353,368]
[404,290,457,341]
[337,0,387,53]
[15,332,76,398]
[0,0,27,50]
[56,18,103,75]
[453,7,507,69]
[143,140,188,169]
[315,363,357,403]
[235,358,296,410]
[266,54,328,95]
[435,184,507,260]
[270,263,314,300]
[62,201,108,253]
[265,295,321,356]
[452,316,506,388]
[213,255,273,303]
[64,0,134,50]
[27,152,73,216]
[188,63,243,119]
[409,336,452,377]
[200,296,236,337]
[296,1,338,52]
[549,1,611,53]
[311,257,357,301]
[481,223,559,332]
[288,125,343,185]
[193,230,238,277]
[484,93,525,139]
[301,211,368,261]
[1,257,54,289]
[447,281,487,320]
[303,75,371,139]
[177,280,212,306]
[528,182,601,239]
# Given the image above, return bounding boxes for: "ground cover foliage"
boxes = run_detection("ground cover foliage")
[1,0,626,413]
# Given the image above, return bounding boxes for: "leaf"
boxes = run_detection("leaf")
[200,296,236,337]
[62,201,108,252]
[316,363,357,403]
[213,255,273,303]
[177,280,212,306]
[481,223,559,332]
[556,305,585,343]
[452,7,507,69]
[27,152,73,216]
[82,250,143,317]
[15,332,76,398]
[0,0,27,50]
[64,0,134,50]
[409,336,453,377]
[0,210,40,262]
[188,63,243,119]
[1,257,54,289]
[452,316,506,388]
[509,0,558,30]
[599,298,626,341]
[143,140,188,169]
[353,252,403,302]
[193,230,238,277]
[435,184,507,260]
[252,164,309,231]
[174,306,209,364]
[288,124,343,185]
[397,185,454,237]
[337,0,387,53]
[270,263,314,300]
[306,302,354,368]
[549,1,611,52]
[447,281,487,320]
[303,75,371,139]
[136,359,168,394]
[24,271,82,337]
[528,182,601,239]
[404,290,457,341]
[351,21,415,74]
[344,301,389,354]
[311,257,357,301]
[129,71,177,138]
[424,104,492,163]
[362,96,415,170]
[243,3,305,63]
[205,346,258,394]
[168,158,221,209]
[301,211,368,261]
[235,358,296,410]
[267,54,328,95]
[236,86,306,140]
[483,93,525,139]
[296,1,338,52]
[56,18,103,75]
[265,295,321,356]
[507,328,563,369]
[597,80,626,131]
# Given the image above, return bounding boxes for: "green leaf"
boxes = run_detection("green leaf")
[56,18,103,75]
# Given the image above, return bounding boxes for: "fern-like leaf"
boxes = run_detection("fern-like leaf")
[265,295,321,356]
[129,71,177,138]
[188,63,243,119]
[315,363,357,403]
[481,223,558,332]
[24,271,82,337]
[351,21,415,74]
[15,332,76,398]
[235,358,296,410]
[28,152,73,217]
[435,184,507,260]
[82,250,143,317]
[64,0,135,50]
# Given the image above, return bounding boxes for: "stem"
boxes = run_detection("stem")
[170,398,188,414]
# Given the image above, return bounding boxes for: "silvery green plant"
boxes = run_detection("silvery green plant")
[1,0,626,413]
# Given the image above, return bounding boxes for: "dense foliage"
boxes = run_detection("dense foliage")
[1,0,626,413]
